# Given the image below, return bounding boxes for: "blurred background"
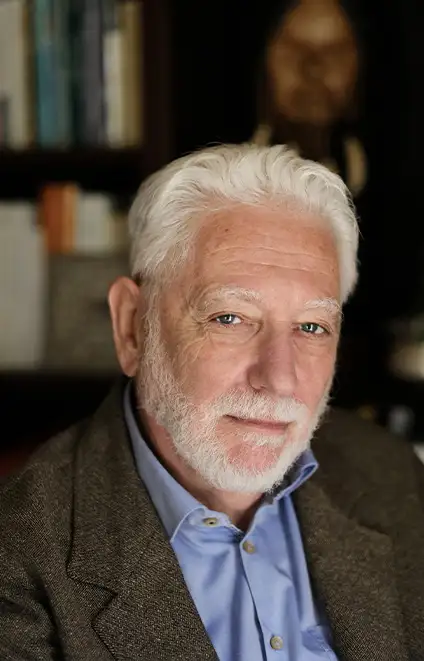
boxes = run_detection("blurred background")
[1,0,424,475]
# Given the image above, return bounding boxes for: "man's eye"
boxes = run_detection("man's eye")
[299,322,326,335]
[213,314,242,326]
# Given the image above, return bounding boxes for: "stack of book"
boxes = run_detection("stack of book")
[39,182,128,254]
[0,0,143,148]
[0,186,129,370]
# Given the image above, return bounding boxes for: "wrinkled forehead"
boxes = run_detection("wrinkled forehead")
[178,204,340,290]
[192,204,335,252]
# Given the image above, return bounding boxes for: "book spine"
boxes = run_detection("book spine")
[120,0,143,146]
[75,192,113,253]
[102,0,124,146]
[23,0,36,145]
[52,0,72,145]
[38,183,79,254]
[33,0,58,146]
[80,0,106,144]
[0,96,10,146]
[0,202,46,368]
[68,0,84,143]
[0,0,31,147]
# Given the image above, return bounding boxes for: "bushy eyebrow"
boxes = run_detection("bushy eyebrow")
[304,298,342,322]
[196,289,342,321]
[196,287,262,312]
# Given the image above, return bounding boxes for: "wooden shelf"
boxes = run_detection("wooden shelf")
[0,367,118,380]
[0,147,145,198]
[0,369,117,448]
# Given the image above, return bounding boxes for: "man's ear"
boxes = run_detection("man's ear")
[108,276,143,376]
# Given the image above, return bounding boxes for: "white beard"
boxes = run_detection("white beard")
[136,312,331,493]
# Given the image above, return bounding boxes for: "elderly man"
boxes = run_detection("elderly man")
[1,144,423,661]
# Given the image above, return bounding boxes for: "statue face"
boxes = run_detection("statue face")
[265,0,359,126]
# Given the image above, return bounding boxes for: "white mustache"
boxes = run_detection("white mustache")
[210,391,308,424]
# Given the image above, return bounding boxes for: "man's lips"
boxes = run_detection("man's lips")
[225,415,291,434]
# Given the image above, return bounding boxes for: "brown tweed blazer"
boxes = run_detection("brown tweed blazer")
[1,380,424,661]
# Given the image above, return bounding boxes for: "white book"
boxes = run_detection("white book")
[103,0,125,146]
[415,444,424,465]
[0,0,31,147]
[0,203,47,367]
[75,192,114,254]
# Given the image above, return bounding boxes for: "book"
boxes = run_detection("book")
[120,0,144,146]
[39,183,121,255]
[0,0,32,147]
[70,0,106,145]
[102,0,125,146]
[38,182,79,254]
[32,0,58,145]
[52,0,72,145]
[0,202,47,367]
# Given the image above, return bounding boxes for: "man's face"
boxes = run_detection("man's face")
[266,1,359,126]
[137,204,341,493]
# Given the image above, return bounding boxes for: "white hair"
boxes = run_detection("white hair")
[128,143,359,302]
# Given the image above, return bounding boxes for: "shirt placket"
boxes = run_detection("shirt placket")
[239,507,292,661]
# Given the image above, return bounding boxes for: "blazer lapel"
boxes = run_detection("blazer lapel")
[93,524,218,661]
[67,382,218,661]
[373,453,424,660]
[294,475,408,661]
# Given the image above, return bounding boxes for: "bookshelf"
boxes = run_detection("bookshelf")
[0,0,176,452]
[0,146,145,198]
[0,0,174,189]
[0,368,115,472]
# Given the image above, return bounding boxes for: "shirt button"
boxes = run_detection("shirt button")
[270,635,284,650]
[242,540,256,554]
[202,517,219,527]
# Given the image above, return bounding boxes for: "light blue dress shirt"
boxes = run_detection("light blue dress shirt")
[124,384,338,661]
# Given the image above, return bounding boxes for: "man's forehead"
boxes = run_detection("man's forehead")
[193,204,333,250]
[182,205,340,299]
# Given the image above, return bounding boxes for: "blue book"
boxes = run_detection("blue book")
[33,0,58,146]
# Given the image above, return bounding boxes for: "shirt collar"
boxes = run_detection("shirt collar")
[271,447,318,501]
[124,382,318,540]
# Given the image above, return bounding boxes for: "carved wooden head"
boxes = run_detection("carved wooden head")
[264,0,359,127]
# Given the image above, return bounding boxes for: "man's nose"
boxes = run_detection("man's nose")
[247,329,297,398]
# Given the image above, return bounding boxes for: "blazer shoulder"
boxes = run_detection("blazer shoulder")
[322,406,412,449]
[317,407,424,489]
